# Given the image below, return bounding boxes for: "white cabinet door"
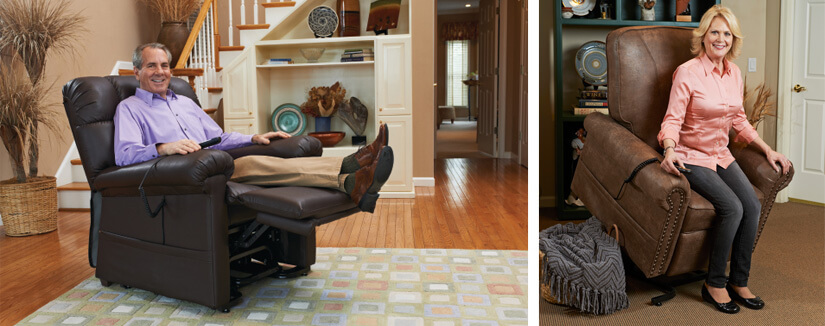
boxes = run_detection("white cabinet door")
[377,115,413,195]
[375,36,412,116]
[224,119,257,135]
[222,50,255,120]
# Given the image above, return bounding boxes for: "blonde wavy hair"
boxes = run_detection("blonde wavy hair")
[691,5,743,60]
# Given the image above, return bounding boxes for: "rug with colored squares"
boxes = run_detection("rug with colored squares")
[19,248,528,325]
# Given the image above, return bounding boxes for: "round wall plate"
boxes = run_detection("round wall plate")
[575,41,607,86]
[308,6,338,38]
[271,103,307,136]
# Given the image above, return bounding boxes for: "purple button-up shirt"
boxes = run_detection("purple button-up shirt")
[114,88,253,166]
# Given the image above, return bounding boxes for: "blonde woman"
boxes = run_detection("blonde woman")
[658,5,791,314]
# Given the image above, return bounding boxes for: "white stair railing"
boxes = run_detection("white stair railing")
[177,0,219,108]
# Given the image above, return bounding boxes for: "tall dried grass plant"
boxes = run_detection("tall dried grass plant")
[0,0,84,183]
[0,58,56,183]
[139,0,201,22]
[743,81,776,130]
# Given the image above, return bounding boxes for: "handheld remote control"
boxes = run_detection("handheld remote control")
[198,137,221,149]
[674,163,691,173]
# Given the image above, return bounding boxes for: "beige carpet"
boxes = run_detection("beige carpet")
[436,121,490,159]
[540,202,825,325]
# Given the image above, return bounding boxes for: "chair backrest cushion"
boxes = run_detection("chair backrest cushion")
[62,76,200,187]
[606,26,695,149]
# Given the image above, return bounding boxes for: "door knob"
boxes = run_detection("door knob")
[793,84,807,93]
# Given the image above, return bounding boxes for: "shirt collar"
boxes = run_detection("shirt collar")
[699,53,732,77]
[135,88,178,105]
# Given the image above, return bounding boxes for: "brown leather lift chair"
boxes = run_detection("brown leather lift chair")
[570,26,794,305]
[63,76,361,311]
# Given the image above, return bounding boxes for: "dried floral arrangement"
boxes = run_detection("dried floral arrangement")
[0,0,84,183]
[743,81,776,130]
[301,82,347,117]
[138,0,200,22]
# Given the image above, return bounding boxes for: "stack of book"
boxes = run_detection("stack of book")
[573,88,608,115]
[267,58,294,65]
[341,48,374,62]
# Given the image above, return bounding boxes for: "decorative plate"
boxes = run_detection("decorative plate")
[575,41,607,86]
[307,6,338,38]
[271,103,307,136]
[562,0,596,16]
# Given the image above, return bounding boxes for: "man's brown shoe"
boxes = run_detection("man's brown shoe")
[354,123,389,167]
[350,146,394,213]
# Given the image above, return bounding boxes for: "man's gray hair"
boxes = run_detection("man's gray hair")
[132,43,173,70]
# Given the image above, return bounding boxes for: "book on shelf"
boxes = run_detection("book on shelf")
[267,58,293,65]
[580,89,608,99]
[340,57,374,62]
[573,107,609,115]
[344,48,374,54]
[578,99,608,107]
[341,53,375,59]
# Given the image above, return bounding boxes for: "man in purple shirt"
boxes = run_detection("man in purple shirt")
[114,43,392,213]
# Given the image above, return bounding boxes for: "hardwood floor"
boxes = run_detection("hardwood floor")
[0,157,527,324]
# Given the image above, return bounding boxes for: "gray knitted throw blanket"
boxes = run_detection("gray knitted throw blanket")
[539,217,629,315]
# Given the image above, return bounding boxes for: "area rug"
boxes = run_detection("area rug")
[19,248,528,325]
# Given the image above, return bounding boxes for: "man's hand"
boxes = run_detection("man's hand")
[156,139,201,156]
[252,131,291,145]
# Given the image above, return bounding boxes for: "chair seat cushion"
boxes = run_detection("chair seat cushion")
[681,186,765,233]
[235,186,356,220]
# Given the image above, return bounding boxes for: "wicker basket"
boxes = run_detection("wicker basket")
[539,251,563,304]
[0,176,58,236]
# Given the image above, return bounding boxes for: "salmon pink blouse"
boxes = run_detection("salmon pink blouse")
[658,54,758,171]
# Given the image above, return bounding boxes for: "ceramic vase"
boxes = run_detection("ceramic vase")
[337,0,361,37]
[315,116,331,132]
[157,22,190,67]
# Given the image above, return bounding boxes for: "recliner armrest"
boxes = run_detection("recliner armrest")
[94,149,234,196]
[573,113,691,278]
[225,135,323,159]
[729,141,794,196]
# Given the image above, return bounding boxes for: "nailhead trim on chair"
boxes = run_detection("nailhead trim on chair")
[651,188,686,276]
[752,171,793,252]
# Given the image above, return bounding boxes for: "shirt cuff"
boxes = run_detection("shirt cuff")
[658,128,681,147]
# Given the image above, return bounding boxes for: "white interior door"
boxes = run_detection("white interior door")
[788,0,825,204]
[477,0,498,157]
[518,0,528,167]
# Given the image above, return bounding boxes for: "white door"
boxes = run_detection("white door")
[518,0,528,167]
[222,50,252,119]
[788,0,825,204]
[477,0,498,157]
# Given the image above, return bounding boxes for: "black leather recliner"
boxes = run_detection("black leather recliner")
[62,76,361,311]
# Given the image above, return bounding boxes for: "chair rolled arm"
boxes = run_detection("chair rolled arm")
[574,113,691,278]
[93,149,234,196]
[730,142,795,196]
[225,135,323,159]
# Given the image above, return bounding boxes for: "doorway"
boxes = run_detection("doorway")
[434,0,527,161]
[435,0,483,159]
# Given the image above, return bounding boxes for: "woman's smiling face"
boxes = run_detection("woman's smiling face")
[703,16,733,63]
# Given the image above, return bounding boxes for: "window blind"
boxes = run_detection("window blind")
[446,40,469,107]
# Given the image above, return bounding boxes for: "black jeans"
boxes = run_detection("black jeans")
[684,162,761,288]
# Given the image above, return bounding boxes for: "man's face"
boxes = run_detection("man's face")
[135,47,171,98]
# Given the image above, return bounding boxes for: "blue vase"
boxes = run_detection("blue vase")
[315,116,331,132]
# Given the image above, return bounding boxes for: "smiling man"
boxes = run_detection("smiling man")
[113,43,393,213]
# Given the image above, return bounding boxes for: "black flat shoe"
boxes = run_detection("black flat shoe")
[726,284,765,310]
[702,285,740,314]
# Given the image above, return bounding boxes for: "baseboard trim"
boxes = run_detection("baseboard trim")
[413,177,435,187]
[540,195,556,208]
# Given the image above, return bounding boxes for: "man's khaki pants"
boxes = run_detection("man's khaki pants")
[231,155,347,192]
